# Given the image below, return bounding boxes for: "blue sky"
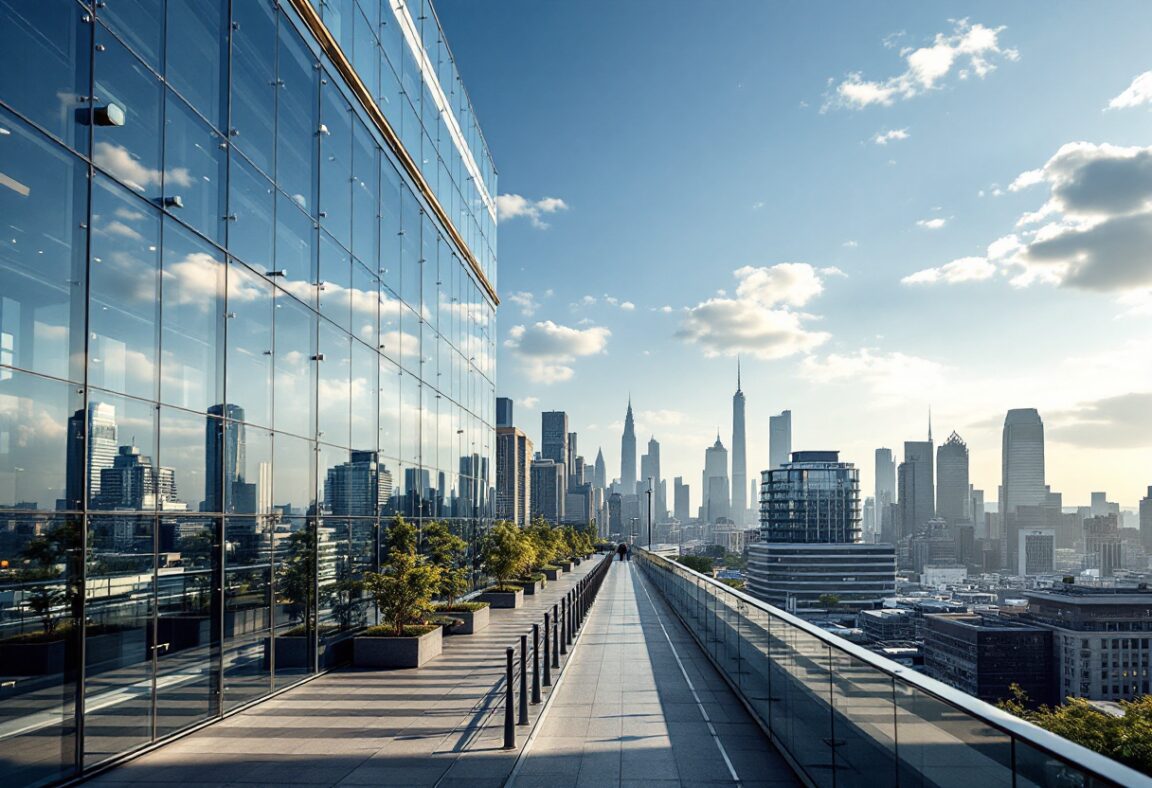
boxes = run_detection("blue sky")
[438,1,1152,509]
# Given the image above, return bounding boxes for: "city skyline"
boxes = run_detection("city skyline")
[439,1,1152,509]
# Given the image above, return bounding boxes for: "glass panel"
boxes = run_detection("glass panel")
[276,17,317,216]
[159,405,209,515]
[224,421,271,517]
[379,356,400,462]
[228,153,275,273]
[0,0,90,152]
[319,77,352,249]
[230,0,278,175]
[89,177,160,400]
[0,514,81,786]
[163,93,227,245]
[273,516,315,686]
[399,184,421,310]
[93,27,163,198]
[97,0,163,72]
[351,263,378,348]
[318,232,352,331]
[165,0,228,131]
[155,515,220,737]
[0,369,80,511]
[272,431,313,523]
[272,292,315,439]
[275,193,317,305]
[829,651,897,787]
[86,391,158,513]
[0,110,88,384]
[223,503,272,710]
[351,339,378,450]
[351,120,378,266]
[399,372,420,465]
[160,220,224,412]
[1014,738,1092,788]
[378,159,401,296]
[226,262,273,429]
[317,321,351,448]
[83,513,154,766]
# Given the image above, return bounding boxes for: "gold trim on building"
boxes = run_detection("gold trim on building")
[288,0,499,307]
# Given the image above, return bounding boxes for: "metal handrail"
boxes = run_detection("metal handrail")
[635,547,1152,787]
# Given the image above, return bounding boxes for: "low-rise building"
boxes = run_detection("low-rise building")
[923,613,1054,706]
[746,543,896,611]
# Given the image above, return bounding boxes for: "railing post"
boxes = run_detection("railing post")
[560,597,568,655]
[504,647,515,748]
[519,634,529,725]
[543,613,552,686]
[552,604,562,666]
[532,623,542,703]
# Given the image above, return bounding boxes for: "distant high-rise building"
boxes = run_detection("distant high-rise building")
[567,431,578,484]
[760,451,860,543]
[769,410,791,470]
[702,434,729,523]
[496,427,533,527]
[325,450,391,517]
[731,362,747,524]
[67,402,119,508]
[620,398,637,494]
[206,403,246,513]
[93,444,177,511]
[530,458,564,524]
[936,432,970,525]
[594,449,607,490]
[898,438,934,540]
[1001,409,1046,516]
[1084,514,1121,577]
[674,477,690,523]
[643,436,663,520]
[1018,528,1055,576]
[875,447,896,542]
[1089,491,1119,518]
[540,411,568,468]
[608,492,623,537]
[496,397,514,428]
[971,488,986,538]
[1140,486,1152,553]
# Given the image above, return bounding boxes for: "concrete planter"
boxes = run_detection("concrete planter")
[478,588,524,609]
[442,606,489,635]
[558,560,574,572]
[0,639,67,675]
[353,626,443,669]
[543,567,561,581]
[518,578,543,595]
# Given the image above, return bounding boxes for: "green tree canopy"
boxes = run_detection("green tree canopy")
[485,520,535,587]
[676,555,714,574]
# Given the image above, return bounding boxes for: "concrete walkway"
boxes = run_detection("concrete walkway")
[89,558,601,788]
[508,560,798,788]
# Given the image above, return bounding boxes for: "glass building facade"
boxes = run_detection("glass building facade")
[0,0,497,783]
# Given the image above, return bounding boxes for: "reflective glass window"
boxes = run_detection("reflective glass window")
[85,391,158,512]
[226,262,274,429]
[276,17,317,216]
[166,0,228,130]
[352,8,379,104]
[230,0,278,175]
[379,286,400,366]
[351,120,379,266]
[379,160,401,295]
[88,176,160,400]
[225,422,271,517]
[351,262,378,348]
[159,405,210,514]
[351,338,378,446]
[379,355,400,461]
[0,0,90,152]
[0,368,80,511]
[318,232,352,331]
[160,220,224,412]
[272,515,315,687]
[272,292,315,439]
[397,302,420,376]
[319,77,352,249]
[378,2,404,76]
[321,0,356,56]
[97,0,163,72]
[93,25,163,198]
[399,372,419,465]
[275,192,317,304]
[228,152,275,273]
[317,320,351,447]
[0,110,88,383]
[399,184,421,309]
[421,219,438,326]
[272,432,313,521]
[163,92,227,245]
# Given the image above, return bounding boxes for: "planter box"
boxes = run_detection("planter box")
[558,561,573,572]
[478,588,524,609]
[263,635,310,669]
[86,628,147,676]
[354,627,442,669]
[543,568,561,582]
[518,578,543,595]
[443,606,489,635]
[0,639,66,675]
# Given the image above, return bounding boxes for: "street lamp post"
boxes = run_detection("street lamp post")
[629,517,638,545]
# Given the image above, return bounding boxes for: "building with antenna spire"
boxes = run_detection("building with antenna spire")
[703,433,730,523]
[731,359,748,525]
[620,397,637,495]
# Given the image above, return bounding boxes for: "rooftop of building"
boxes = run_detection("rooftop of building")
[924,613,1050,632]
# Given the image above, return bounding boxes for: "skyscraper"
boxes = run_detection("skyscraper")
[594,448,607,490]
[760,451,860,543]
[541,411,568,468]
[206,403,246,513]
[1140,486,1152,553]
[325,450,391,517]
[620,398,637,495]
[643,436,664,521]
[702,434,729,523]
[1001,408,1046,516]
[66,401,119,508]
[674,477,690,523]
[731,362,747,524]
[936,432,970,525]
[496,397,514,428]
[530,458,565,524]
[769,410,791,470]
[875,447,896,541]
[898,438,934,540]
[496,427,533,527]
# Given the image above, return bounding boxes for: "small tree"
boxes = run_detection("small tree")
[425,520,469,608]
[279,526,317,629]
[485,520,535,588]
[526,517,557,567]
[26,584,66,636]
[676,555,714,574]
[364,516,441,636]
[817,593,841,609]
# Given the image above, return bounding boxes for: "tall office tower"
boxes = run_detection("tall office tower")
[1084,514,1122,577]
[936,432,970,525]
[760,451,860,543]
[898,439,934,540]
[769,410,792,470]
[608,492,623,537]
[0,0,499,776]
[621,398,637,494]
[731,362,747,524]
[1001,408,1046,516]
[594,449,607,490]
[702,434,730,523]
[674,477,691,523]
[875,447,896,541]
[567,431,578,483]
[642,436,663,520]
[325,450,390,517]
[93,445,177,511]
[1140,486,1152,553]
[1089,492,1118,518]
[862,497,876,540]
[574,456,586,487]
[1018,528,1056,576]
[530,458,565,524]
[496,427,533,527]
[540,411,568,468]
[496,397,514,428]
[971,488,986,538]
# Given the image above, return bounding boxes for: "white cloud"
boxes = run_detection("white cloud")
[1107,71,1152,110]
[752,201,766,210]
[507,290,540,316]
[518,396,540,409]
[827,20,1016,110]
[676,263,833,360]
[1048,392,1152,448]
[872,128,910,145]
[906,142,1152,295]
[902,256,996,285]
[619,301,635,311]
[842,240,859,248]
[496,194,569,228]
[657,305,674,313]
[916,217,948,230]
[801,349,946,399]
[504,320,610,384]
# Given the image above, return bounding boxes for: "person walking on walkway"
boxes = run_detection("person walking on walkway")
[617,542,627,561]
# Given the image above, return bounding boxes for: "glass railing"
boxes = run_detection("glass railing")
[635,548,1149,788]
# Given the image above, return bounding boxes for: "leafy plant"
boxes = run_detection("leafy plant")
[26,584,66,636]
[278,526,317,629]
[817,593,841,609]
[676,555,714,574]
[424,520,469,608]
[484,520,535,588]
[364,516,441,637]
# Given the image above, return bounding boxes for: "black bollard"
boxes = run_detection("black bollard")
[566,590,574,645]
[559,598,568,655]
[543,612,552,686]
[504,647,515,748]
[532,623,542,703]
[552,605,561,668]
[519,634,529,725]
